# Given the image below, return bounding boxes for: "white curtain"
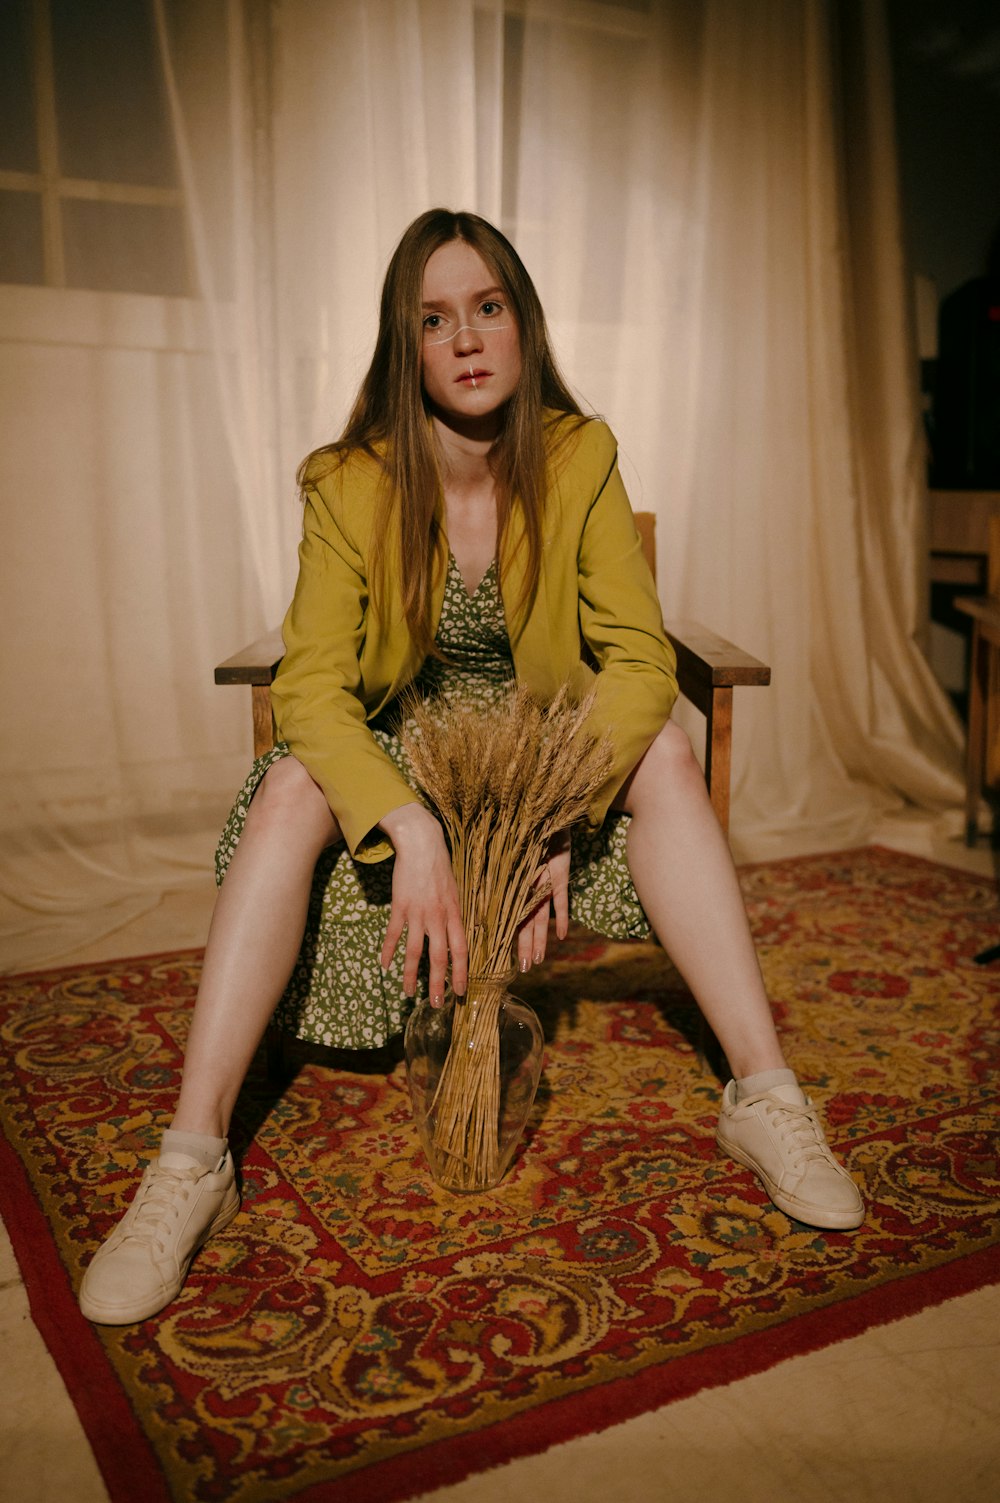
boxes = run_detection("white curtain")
[0,0,963,970]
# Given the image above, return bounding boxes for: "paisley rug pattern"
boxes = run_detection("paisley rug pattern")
[1,846,998,1503]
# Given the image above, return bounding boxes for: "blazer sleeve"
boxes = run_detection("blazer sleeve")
[573,425,679,825]
[270,465,421,861]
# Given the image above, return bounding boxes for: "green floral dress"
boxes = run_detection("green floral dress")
[216,555,651,1048]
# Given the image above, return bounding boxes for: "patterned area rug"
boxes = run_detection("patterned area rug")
[2,846,999,1503]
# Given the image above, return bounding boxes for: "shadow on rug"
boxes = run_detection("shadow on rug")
[1,845,999,1503]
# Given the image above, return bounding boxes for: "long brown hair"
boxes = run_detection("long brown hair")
[298,209,585,656]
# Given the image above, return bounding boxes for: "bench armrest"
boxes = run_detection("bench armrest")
[214,628,285,686]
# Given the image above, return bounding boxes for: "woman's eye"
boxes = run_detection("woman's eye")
[423,314,442,331]
[480,302,502,318]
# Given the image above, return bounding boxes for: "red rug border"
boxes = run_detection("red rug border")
[739,840,997,888]
[319,1245,1000,1503]
[0,1121,173,1503]
[2,843,998,1501]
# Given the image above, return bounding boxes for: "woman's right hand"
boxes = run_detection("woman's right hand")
[378,802,468,1005]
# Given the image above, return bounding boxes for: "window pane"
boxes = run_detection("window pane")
[52,0,177,187]
[62,199,189,296]
[0,0,39,173]
[0,191,44,285]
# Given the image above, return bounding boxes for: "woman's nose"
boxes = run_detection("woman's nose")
[452,324,484,356]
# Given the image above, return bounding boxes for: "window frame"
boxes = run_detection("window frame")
[0,0,191,294]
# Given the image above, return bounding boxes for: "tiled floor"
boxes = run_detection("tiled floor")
[3,813,998,1502]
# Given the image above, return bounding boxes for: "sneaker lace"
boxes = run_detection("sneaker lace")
[125,1164,203,1254]
[764,1099,833,1170]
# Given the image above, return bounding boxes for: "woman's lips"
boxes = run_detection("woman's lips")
[456,369,490,383]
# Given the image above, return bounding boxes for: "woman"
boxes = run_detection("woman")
[79,210,863,1326]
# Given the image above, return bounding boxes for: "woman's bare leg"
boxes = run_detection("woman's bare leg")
[170,757,341,1138]
[614,721,864,1231]
[614,721,787,1080]
[78,756,346,1324]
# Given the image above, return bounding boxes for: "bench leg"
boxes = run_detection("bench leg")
[252,684,275,759]
[704,685,733,837]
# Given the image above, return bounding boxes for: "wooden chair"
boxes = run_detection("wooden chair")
[216,512,771,837]
[215,512,770,1080]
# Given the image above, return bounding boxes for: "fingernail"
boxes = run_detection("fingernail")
[533,951,543,965]
[519,957,529,973]
[432,993,443,1009]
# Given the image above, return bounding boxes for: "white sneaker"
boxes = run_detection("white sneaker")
[716,1081,864,1230]
[78,1149,240,1324]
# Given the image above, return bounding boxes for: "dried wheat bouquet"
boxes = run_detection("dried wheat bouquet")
[401,683,613,1188]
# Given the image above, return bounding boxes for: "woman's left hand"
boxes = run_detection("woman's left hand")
[517,832,570,972]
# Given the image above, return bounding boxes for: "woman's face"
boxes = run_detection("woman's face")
[420,239,522,435]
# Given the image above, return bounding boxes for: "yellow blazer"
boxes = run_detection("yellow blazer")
[271,417,678,860]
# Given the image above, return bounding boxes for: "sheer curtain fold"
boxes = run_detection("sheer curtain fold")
[516,0,955,844]
[268,0,502,515]
[805,0,963,813]
[1,0,964,970]
[155,0,293,622]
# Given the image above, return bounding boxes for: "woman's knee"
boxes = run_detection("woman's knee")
[249,756,341,844]
[618,720,704,811]
[646,720,701,776]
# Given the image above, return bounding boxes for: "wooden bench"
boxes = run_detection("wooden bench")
[215,512,771,837]
[215,511,770,1079]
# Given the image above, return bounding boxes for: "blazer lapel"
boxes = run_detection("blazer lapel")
[501,501,556,700]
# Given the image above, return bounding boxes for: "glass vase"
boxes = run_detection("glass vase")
[404,975,545,1192]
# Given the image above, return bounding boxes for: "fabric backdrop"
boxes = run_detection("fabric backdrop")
[0,0,964,969]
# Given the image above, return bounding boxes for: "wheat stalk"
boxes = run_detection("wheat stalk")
[402,685,613,1188]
